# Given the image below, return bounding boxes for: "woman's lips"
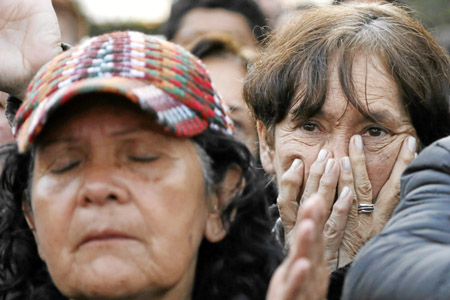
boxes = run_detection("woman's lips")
[79,229,136,247]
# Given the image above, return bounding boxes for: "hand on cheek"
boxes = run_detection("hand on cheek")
[277,135,416,272]
[337,135,416,268]
[277,148,355,273]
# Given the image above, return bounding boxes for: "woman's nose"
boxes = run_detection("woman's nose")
[326,136,349,160]
[78,166,129,206]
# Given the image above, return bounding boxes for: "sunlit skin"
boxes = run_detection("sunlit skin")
[172,8,257,48]
[26,98,225,300]
[261,54,417,201]
[203,55,258,157]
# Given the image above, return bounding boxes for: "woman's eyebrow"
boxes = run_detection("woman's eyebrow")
[366,110,397,123]
[313,107,397,124]
[111,128,144,136]
[38,138,77,150]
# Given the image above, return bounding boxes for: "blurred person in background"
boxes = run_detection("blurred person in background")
[255,0,282,27]
[0,93,13,148]
[186,32,258,157]
[187,32,281,211]
[164,0,268,48]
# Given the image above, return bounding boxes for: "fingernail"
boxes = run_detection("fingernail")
[317,149,327,162]
[341,157,351,170]
[354,135,363,150]
[415,152,418,159]
[339,186,350,199]
[408,136,416,153]
[325,158,334,174]
[292,158,302,169]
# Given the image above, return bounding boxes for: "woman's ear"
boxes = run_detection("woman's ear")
[204,208,227,243]
[204,165,242,243]
[257,121,275,174]
[22,197,35,232]
[22,197,45,261]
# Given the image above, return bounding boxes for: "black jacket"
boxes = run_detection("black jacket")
[342,136,450,300]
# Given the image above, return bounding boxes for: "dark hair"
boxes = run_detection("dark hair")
[0,144,66,300]
[0,130,283,299]
[244,2,450,147]
[164,0,268,43]
[187,31,255,65]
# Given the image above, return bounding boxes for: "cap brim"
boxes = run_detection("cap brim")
[16,77,209,153]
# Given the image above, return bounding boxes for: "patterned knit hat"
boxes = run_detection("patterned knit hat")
[13,31,233,153]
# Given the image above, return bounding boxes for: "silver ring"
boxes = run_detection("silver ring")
[358,203,374,214]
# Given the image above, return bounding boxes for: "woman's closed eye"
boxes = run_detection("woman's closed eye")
[51,159,81,174]
[128,155,159,163]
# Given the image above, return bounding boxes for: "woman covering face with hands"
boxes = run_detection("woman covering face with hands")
[244,2,450,272]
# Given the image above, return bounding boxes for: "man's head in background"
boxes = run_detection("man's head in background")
[187,32,259,157]
[164,0,268,48]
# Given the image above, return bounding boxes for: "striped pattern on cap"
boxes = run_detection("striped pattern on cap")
[14,31,233,152]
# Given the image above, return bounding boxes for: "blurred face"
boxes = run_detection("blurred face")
[203,55,258,156]
[260,55,417,199]
[28,98,222,299]
[0,92,13,146]
[173,8,257,47]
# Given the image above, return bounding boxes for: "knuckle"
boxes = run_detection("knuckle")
[277,196,288,207]
[339,170,353,183]
[356,180,372,196]
[280,170,301,187]
[399,150,415,165]
[279,173,294,186]
[309,163,325,179]
[333,202,349,216]
[351,154,366,165]
[318,178,332,191]
[323,222,342,241]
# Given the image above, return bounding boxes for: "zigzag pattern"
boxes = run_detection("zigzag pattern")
[14,31,233,152]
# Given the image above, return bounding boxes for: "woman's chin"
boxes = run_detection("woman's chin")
[54,257,155,299]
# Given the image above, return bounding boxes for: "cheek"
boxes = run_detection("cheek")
[273,134,322,185]
[365,143,400,198]
[31,176,80,263]
[128,164,209,279]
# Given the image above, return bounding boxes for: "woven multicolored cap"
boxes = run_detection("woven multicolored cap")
[13,31,233,153]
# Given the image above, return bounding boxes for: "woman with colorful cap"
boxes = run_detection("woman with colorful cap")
[0,1,330,300]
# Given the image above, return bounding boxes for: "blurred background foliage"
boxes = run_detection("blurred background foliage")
[405,0,449,28]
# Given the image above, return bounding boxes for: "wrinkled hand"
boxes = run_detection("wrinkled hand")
[0,0,61,98]
[336,135,416,267]
[277,151,353,271]
[267,194,329,300]
[277,135,416,271]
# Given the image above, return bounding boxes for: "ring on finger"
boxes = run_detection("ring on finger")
[358,203,374,214]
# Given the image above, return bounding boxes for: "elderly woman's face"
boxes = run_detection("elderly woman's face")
[27,99,223,299]
[261,55,417,199]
